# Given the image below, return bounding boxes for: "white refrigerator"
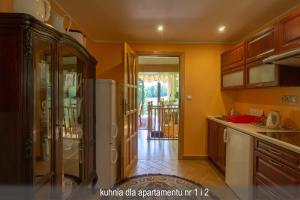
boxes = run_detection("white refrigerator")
[225,128,253,200]
[96,79,119,189]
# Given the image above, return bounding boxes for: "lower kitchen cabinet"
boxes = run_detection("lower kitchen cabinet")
[253,138,300,200]
[207,119,226,173]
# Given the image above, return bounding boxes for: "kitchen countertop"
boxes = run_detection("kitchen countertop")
[207,116,300,154]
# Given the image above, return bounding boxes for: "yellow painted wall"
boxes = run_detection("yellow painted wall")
[86,41,124,80]
[231,88,300,129]
[129,43,233,156]
[3,0,300,157]
[0,0,12,12]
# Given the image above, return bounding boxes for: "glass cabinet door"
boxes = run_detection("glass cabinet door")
[60,45,86,189]
[33,38,54,185]
[247,64,277,86]
[222,69,244,88]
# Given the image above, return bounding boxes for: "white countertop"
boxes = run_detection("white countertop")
[207,116,300,154]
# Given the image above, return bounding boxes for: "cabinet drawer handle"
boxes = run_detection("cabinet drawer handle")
[267,148,281,155]
[268,159,282,168]
[223,128,228,143]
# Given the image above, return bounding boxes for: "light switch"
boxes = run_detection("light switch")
[186,95,192,101]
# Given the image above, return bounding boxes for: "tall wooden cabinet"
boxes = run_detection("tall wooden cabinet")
[0,13,97,199]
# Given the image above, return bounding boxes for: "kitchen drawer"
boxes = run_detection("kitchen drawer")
[254,150,300,199]
[254,177,282,200]
[254,138,300,169]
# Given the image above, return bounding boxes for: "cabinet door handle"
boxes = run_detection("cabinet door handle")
[111,148,118,164]
[268,159,282,168]
[24,139,33,159]
[223,128,227,143]
[267,148,282,156]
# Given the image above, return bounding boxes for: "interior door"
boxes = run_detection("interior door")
[121,43,138,178]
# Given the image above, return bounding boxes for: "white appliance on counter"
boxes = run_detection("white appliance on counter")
[225,128,253,200]
[96,79,119,189]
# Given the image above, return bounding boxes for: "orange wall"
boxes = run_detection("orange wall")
[129,43,233,156]
[85,42,233,156]
[86,41,124,81]
[0,0,12,12]
[229,87,300,129]
[4,0,300,157]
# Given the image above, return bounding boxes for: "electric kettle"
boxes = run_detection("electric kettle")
[266,111,281,129]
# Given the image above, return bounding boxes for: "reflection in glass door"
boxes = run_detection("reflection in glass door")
[61,53,84,191]
[33,39,53,185]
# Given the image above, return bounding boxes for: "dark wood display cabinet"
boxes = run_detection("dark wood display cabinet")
[207,119,226,173]
[0,13,97,199]
[253,138,300,200]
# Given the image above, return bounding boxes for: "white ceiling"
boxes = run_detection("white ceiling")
[55,0,300,43]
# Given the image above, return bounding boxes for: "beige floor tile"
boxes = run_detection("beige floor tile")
[127,131,239,200]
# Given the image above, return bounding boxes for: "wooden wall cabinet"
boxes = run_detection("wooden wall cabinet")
[246,61,279,88]
[221,42,245,71]
[221,67,245,90]
[222,7,300,90]
[245,60,300,88]
[253,138,300,200]
[207,119,226,173]
[221,42,245,90]
[245,26,278,64]
[0,13,97,199]
[278,7,300,52]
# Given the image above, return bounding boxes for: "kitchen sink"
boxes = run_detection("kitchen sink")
[214,116,228,121]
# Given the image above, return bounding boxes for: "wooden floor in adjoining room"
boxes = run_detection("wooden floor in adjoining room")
[128,130,238,200]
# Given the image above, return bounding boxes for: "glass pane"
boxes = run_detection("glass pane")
[222,70,244,87]
[249,64,276,84]
[61,51,85,187]
[33,40,52,183]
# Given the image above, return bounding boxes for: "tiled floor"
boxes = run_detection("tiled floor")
[128,130,238,200]
[86,130,238,200]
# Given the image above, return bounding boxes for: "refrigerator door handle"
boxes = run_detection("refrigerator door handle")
[223,128,228,143]
[111,148,118,164]
[112,123,118,140]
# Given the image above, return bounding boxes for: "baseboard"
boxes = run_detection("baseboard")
[182,155,208,160]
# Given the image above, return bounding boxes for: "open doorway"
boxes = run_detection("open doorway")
[137,55,180,161]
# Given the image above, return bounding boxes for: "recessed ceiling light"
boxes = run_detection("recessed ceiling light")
[157,25,164,32]
[218,25,226,32]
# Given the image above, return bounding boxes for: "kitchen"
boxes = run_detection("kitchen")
[208,7,300,199]
[1,0,300,200]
